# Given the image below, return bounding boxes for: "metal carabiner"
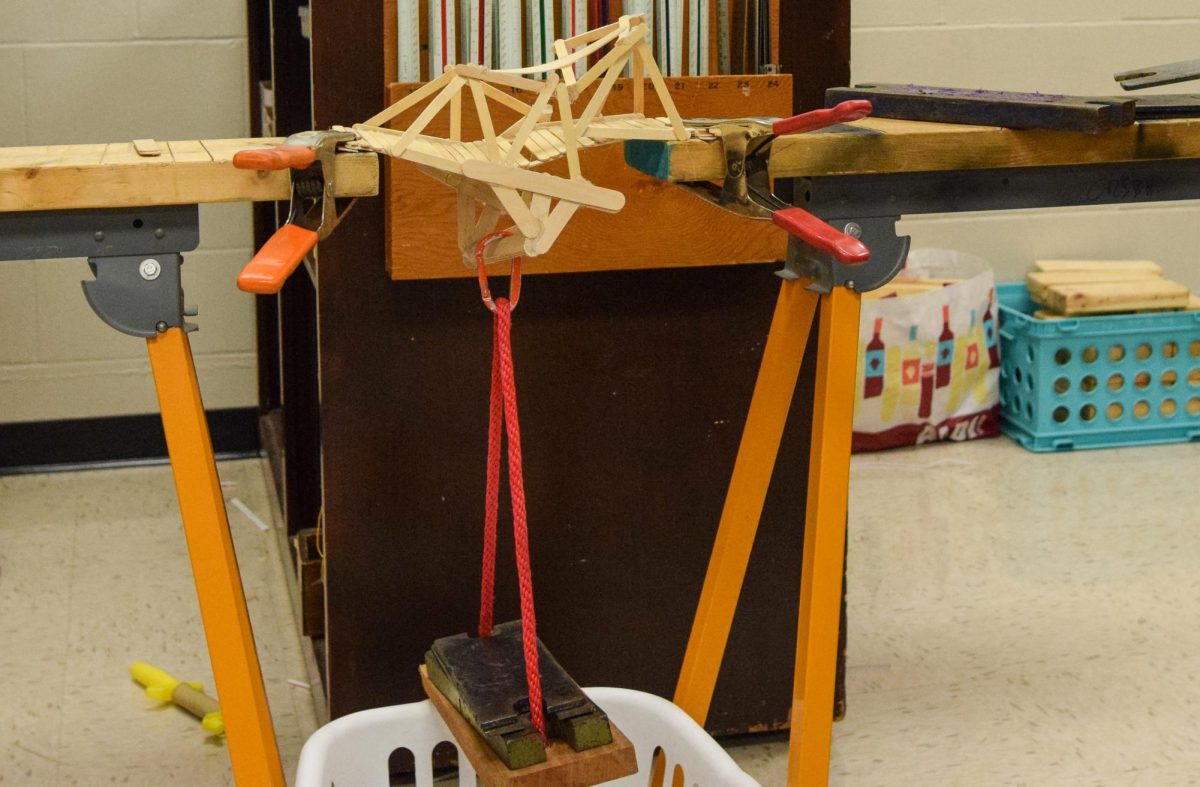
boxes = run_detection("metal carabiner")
[475,230,522,312]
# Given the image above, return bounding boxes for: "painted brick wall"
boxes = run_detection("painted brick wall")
[0,1,257,423]
[851,1,1200,291]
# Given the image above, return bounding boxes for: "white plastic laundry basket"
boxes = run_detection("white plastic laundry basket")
[295,687,759,786]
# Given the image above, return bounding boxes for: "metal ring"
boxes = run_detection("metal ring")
[475,231,521,312]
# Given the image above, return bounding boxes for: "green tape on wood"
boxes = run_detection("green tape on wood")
[624,140,672,180]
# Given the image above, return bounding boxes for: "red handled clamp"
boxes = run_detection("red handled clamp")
[680,100,873,267]
[232,129,357,294]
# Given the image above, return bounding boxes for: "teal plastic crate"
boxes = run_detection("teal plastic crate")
[997,283,1200,451]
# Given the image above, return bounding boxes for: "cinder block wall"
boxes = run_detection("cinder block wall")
[0,1,257,423]
[852,1,1200,291]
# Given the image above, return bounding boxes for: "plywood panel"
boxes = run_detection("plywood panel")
[386,74,792,280]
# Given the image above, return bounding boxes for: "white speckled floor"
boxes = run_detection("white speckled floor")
[4,439,1200,786]
[0,458,316,786]
[729,437,1200,787]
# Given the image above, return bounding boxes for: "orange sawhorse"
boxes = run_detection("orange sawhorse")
[674,279,860,787]
[147,327,286,786]
[48,205,289,786]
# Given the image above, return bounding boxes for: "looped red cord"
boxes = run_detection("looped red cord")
[475,233,545,741]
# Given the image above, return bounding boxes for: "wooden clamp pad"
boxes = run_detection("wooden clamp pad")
[0,138,378,213]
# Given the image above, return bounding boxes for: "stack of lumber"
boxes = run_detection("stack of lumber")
[1026,260,1200,318]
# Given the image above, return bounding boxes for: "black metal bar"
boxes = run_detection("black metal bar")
[0,205,199,262]
[826,84,1135,133]
[800,158,1200,218]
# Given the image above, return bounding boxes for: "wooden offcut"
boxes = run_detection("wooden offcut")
[1033,259,1164,275]
[0,138,378,212]
[418,666,639,787]
[1041,280,1190,315]
[1026,269,1161,300]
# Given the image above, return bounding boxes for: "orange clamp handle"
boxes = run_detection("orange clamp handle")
[237,224,319,294]
[772,99,873,136]
[232,144,317,171]
[773,207,870,265]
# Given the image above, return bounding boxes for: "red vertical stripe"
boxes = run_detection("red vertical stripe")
[440,0,449,69]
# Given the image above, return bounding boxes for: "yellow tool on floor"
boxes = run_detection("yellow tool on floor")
[131,661,225,735]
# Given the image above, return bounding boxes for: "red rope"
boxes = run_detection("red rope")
[477,319,502,637]
[475,237,545,741]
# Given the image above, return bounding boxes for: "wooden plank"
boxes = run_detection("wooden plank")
[647,116,1200,182]
[0,137,378,212]
[385,74,792,279]
[1026,269,1161,301]
[1033,259,1164,275]
[1042,280,1190,315]
[166,140,215,163]
[419,666,638,787]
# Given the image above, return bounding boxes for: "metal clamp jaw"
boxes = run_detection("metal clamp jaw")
[676,102,885,291]
[232,129,358,294]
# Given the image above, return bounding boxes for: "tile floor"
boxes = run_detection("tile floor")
[3,438,1200,785]
[0,458,316,786]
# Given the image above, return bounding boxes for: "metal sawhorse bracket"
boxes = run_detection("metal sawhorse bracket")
[0,205,286,787]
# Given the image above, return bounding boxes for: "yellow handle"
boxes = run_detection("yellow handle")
[131,661,180,696]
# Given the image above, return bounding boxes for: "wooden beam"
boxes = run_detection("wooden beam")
[1042,280,1190,315]
[637,117,1200,182]
[0,138,378,212]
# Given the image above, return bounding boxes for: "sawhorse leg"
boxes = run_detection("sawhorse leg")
[788,286,860,786]
[674,279,819,721]
[147,327,286,787]
[673,281,860,787]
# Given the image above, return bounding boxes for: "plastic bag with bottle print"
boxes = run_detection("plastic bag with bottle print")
[852,248,1002,452]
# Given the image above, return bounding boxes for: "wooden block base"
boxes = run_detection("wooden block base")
[419,665,638,787]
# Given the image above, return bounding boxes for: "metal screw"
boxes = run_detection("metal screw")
[155,321,169,333]
[93,231,105,242]
[846,280,856,290]
[843,222,863,238]
[154,228,166,239]
[139,259,162,280]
